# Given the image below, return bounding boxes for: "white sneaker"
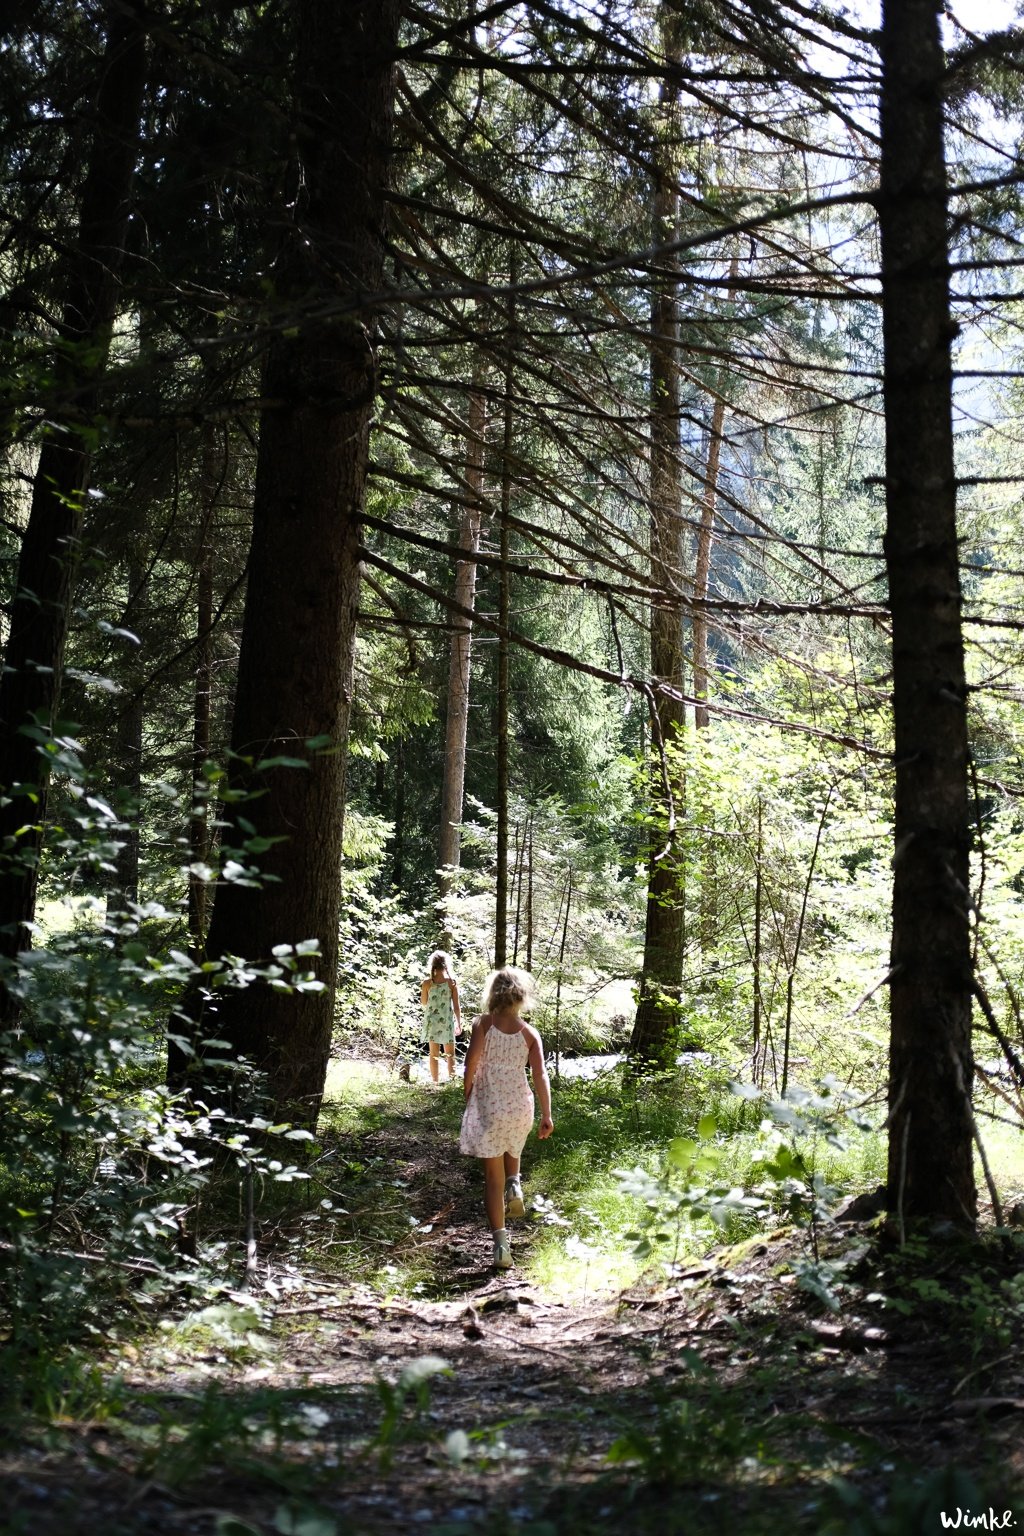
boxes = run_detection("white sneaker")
[492,1230,513,1269]
[504,1176,525,1219]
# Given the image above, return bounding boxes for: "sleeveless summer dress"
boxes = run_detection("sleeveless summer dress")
[422,980,456,1046]
[460,1023,535,1159]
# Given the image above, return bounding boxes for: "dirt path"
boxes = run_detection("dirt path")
[3,1067,1023,1535]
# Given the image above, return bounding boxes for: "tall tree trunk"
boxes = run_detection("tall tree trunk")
[879,0,976,1231]
[170,0,400,1126]
[438,384,485,895]
[494,318,514,968]
[0,6,145,966]
[491,290,515,970]
[631,46,687,1066]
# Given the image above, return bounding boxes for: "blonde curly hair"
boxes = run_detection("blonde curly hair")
[482,965,536,1015]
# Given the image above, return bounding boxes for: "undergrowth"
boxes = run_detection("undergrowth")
[5,1055,1023,1536]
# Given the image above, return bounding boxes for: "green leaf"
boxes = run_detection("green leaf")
[666,1136,697,1169]
[217,1519,263,1536]
[254,755,310,772]
[697,1114,717,1140]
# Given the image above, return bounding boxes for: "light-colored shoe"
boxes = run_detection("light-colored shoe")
[492,1230,513,1269]
[504,1176,525,1219]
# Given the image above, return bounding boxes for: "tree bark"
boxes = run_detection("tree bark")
[879,0,976,1231]
[631,43,687,1066]
[0,5,146,964]
[170,0,400,1126]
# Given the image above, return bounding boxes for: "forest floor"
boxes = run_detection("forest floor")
[2,1058,1023,1536]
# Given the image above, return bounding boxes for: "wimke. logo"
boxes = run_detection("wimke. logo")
[939,1512,1016,1531]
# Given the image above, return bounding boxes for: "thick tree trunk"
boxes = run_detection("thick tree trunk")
[170,0,399,1126]
[438,385,485,885]
[879,0,976,1231]
[0,7,145,964]
[631,59,687,1066]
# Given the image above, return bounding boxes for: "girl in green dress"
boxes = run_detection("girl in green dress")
[419,950,463,1082]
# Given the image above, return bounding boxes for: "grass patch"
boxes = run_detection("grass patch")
[312,1059,894,1298]
[521,1067,889,1294]
[974,1115,1024,1204]
[320,1057,419,1132]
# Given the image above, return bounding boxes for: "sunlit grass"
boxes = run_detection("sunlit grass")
[515,1069,895,1294]
[974,1115,1024,1206]
[34,893,106,937]
[320,1056,423,1136]
[323,1055,398,1102]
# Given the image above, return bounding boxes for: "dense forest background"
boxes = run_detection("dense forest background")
[3,0,1024,1531]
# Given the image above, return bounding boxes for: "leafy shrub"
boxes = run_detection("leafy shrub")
[0,740,318,1370]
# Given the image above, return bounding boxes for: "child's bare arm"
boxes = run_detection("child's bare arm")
[463,1016,486,1099]
[420,978,430,1006]
[527,1029,553,1137]
[450,978,462,1030]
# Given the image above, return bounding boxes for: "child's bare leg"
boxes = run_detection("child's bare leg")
[483,1157,506,1229]
[428,1042,440,1083]
[502,1152,525,1218]
[445,1044,455,1078]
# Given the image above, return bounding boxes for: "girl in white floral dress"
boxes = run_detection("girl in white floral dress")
[419,951,462,1083]
[460,966,553,1269]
